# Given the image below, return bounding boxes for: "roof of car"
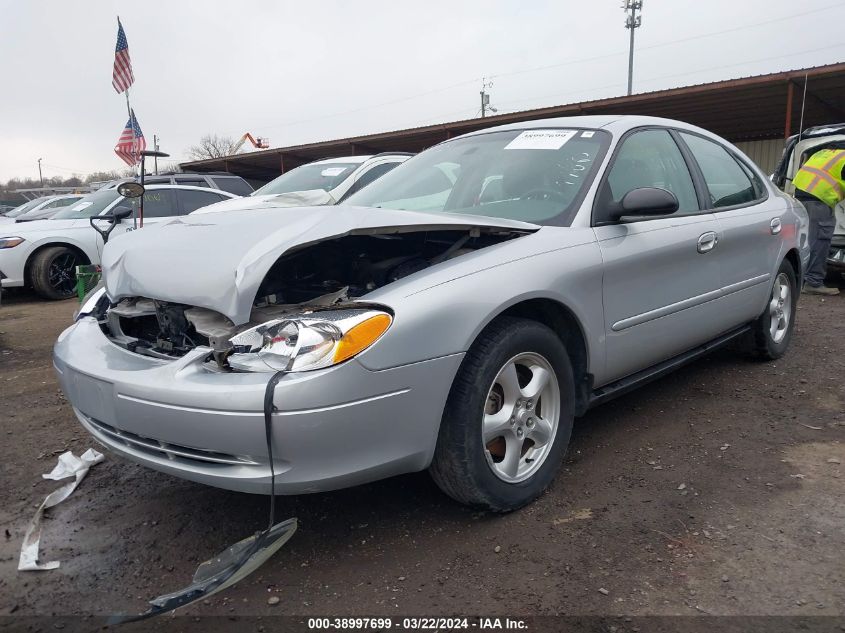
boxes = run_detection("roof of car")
[461,114,715,137]
[454,115,731,149]
[312,156,373,165]
[309,153,413,166]
[138,183,231,191]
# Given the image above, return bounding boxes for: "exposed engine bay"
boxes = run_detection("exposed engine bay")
[91,228,526,365]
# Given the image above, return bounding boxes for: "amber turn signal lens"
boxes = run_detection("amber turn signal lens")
[333,313,392,363]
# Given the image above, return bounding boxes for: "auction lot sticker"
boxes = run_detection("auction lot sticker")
[505,129,576,150]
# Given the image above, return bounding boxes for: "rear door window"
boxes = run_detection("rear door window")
[211,177,253,196]
[175,178,210,188]
[340,163,401,200]
[177,189,229,214]
[126,189,178,218]
[680,133,761,208]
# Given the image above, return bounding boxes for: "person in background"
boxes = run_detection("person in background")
[792,147,845,295]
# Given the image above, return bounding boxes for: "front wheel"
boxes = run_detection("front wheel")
[748,259,797,360]
[429,317,574,512]
[30,246,82,300]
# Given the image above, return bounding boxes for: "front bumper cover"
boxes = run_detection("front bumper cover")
[53,318,463,494]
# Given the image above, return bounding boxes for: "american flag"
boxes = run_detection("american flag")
[114,110,146,166]
[112,19,134,94]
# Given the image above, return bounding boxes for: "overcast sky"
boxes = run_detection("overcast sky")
[1,0,843,181]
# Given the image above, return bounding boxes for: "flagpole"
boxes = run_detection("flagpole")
[116,15,140,228]
[125,88,138,229]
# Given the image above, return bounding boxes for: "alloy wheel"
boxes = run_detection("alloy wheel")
[768,272,791,344]
[48,252,79,297]
[482,352,560,483]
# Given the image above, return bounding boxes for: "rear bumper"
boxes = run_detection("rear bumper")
[53,318,463,494]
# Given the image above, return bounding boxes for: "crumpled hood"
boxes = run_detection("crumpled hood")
[191,190,336,215]
[102,205,539,324]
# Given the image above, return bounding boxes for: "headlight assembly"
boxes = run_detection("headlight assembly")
[0,237,25,249]
[227,309,392,373]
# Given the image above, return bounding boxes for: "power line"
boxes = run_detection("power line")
[225,76,481,136]
[637,1,844,54]
[636,43,845,87]
[488,1,844,83]
[221,1,844,138]
[494,42,845,112]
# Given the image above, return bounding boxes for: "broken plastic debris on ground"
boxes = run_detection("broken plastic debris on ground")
[18,448,104,571]
[111,518,297,622]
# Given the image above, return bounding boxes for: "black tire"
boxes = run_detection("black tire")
[29,246,81,300]
[748,259,798,360]
[429,317,575,512]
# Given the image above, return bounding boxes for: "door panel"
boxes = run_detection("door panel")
[678,132,779,323]
[593,128,730,384]
[596,214,725,383]
[712,204,780,323]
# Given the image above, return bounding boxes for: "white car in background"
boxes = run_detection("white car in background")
[0,185,237,299]
[773,123,845,272]
[191,153,411,214]
[0,195,83,224]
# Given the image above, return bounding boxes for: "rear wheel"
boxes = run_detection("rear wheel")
[430,317,574,512]
[30,246,81,300]
[748,259,797,360]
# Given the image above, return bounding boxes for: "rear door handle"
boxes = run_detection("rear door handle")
[697,231,718,253]
[770,217,782,235]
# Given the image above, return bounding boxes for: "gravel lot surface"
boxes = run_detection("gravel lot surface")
[0,285,843,625]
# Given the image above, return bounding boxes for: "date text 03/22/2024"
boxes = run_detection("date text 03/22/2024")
[306,617,528,630]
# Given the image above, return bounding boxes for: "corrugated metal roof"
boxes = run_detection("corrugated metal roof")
[181,62,845,182]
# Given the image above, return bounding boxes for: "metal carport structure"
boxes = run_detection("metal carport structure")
[181,62,845,183]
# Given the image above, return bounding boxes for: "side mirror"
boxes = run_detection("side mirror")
[109,206,134,221]
[611,187,679,221]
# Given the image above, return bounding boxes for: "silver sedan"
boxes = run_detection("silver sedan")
[54,115,809,511]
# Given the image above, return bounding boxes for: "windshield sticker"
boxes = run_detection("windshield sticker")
[69,201,93,211]
[321,167,348,177]
[581,131,595,138]
[505,130,576,151]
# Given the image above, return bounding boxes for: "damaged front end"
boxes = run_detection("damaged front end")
[86,227,528,371]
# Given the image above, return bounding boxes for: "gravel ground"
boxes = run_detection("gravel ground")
[0,284,843,623]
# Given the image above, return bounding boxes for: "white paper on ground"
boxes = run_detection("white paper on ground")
[505,129,576,151]
[18,448,104,571]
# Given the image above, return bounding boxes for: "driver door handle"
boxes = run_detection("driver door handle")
[697,231,718,254]
[770,217,782,235]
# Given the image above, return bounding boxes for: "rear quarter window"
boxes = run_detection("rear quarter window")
[680,132,762,208]
[211,177,253,196]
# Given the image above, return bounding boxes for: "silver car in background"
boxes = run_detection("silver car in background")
[54,116,809,511]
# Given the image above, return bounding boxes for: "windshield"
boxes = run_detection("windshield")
[252,162,360,196]
[5,198,49,218]
[51,189,121,219]
[346,129,610,225]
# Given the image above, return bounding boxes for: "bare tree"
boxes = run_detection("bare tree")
[186,134,243,160]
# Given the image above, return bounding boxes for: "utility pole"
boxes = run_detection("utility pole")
[37,158,43,187]
[480,78,497,117]
[623,1,643,96]
[153,135,160,174]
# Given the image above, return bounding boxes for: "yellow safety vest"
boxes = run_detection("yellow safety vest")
[793,149,845,208]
